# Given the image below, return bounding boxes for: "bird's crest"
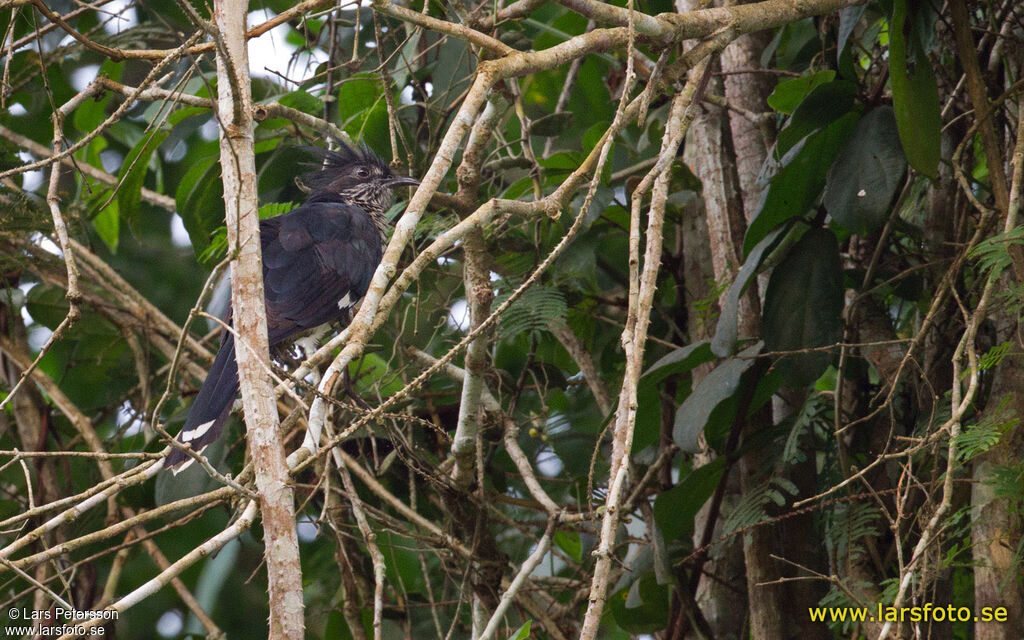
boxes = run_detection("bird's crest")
[298,140,390,193]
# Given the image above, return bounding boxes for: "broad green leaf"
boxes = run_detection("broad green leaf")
[837,5,867,65]
[767,70,836,115]
[93,201,119,253]
[610,573,669,634]
[37,339,133,412]
[335,73,391,160]
[276,90,324,115]
[712,225,788,357]
[168,105,209,126]
[116,129,169,223]
[762,228,844,386]
[776,80,856,156]
[25,286,117,336]
[824,106,906,235]
[73,60,122,133]
[26,285,72,329]
[176,154,223,256]
[581,120,609,154]
[765,18,820,71]
[642,340,715,384]
[258,146,309,199]
[673,343,762,452]
[381,532,426,595]
[744,112,859,255]
[633,379,662,453]
[554,530,582,562]
[653,456,726,541]
[889,0,940,178]
[508,621,532,640]
[258,202,295,219]
[349,352,404,397]
[539,152,584,172]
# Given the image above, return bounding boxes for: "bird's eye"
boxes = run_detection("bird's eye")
[355,167,369,178]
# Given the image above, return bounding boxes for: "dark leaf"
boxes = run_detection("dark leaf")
[824,106,906,235]
[653,457,726,541]
[642,340,715,384]
[673,343,762,452]
[762,228,844,386]
[116,129,169,225]
[176,154,223,256]
[610,573,669,634]
[767,70,836,115]
[836,5,867,65]
[713,225,788,356]
[744,112,859,255]
[531,112,574,137]
[889,0,940,178]
[776,80,856,156]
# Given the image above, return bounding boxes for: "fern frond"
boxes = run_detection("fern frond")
[969,225,1024,277]
[955,396,1018,463]
[495,285,568,340]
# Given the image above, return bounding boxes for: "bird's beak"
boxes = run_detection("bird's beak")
[388,175,420,188]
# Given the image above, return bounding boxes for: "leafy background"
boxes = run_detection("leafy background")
[1,0,1023,638]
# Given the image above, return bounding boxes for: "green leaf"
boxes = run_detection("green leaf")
[116,129,169,222]
[762,228,844,387]
[336,73,391,160]
[92,201,119,253]
[712,225,788,357]
[553,530,582,563]
[767,70,836,115]
[257,146,308,199]
[507,620,532,640]
[767,18,820,71]
[350,352,403,397]
[381,532,426,595]
[824,106,906,236]
[642,340,715,384]
[26,285,71,329]
[168,105,209,126]
[275,90,324,115]
[673,343,762,452]
[744,112,859,255]
[258,202,295,219]
[73,60,122,133]
[176,154,223,256]
[836,6,866,65]
[530,112,573,137]
[889,0,940,178]
[653,457,726,541]
[609,573,669,634]
[776,80,856,156]
[539,151,584,172]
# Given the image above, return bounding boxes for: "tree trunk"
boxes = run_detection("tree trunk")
[972,313,1024,640]
[214,1,306,637]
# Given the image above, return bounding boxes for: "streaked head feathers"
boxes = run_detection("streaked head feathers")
[297,141,418,217]
[299,141,391,192]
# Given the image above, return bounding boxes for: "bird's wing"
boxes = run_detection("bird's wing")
[260,201,382,343]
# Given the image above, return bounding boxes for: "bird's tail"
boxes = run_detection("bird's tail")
[164,335,239,472]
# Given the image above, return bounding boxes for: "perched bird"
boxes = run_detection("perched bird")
[164,143,417,470]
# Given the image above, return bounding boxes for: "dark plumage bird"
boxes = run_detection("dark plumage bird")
[164,143,417,471]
